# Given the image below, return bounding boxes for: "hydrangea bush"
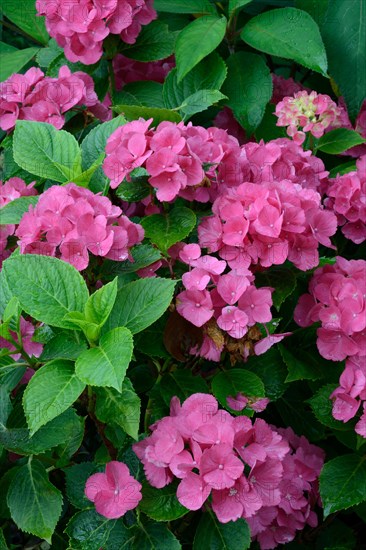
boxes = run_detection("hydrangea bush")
[0,0,365,548]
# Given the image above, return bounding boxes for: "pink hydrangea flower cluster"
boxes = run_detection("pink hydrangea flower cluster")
[0,177,38,266]
[324,155,366,244]
[0,317,43,360]
[113,54,175,90]
[36,0,156,65]
[16,183,144,270]
[294,257,366,361]
[330,356,366,439]
[133,394,324,548]
[0,65,108,132]
[85,461,142,518]
[275,91,343,145]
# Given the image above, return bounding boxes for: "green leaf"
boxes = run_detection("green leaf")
[245,348,287,400]
[94,379,141,440]
[280,345,327,382]
[129,515,181,550]
[65,510,118,550]
[0,0,49,44]
[309,384,348,430]
[320,454,366,516]
[64,463,98,510]
[254,266,296,310]
[176,15,227,82]
[36,39,63,69]
[316,128,366,154]
[85,278,118,327]
[254,102,287,142]
[141,207,196,254]
[229,0,252,15]
[7,458,62,543]
[75,327,133,391]
[0,196,39,225]
[221,52,272,134]
[105,278,176,335]
[62,312,101,342]
[163,52,227,110]
[178,89,227,119]
[39,332,88,361]
[329,161,357,178]
[159,370,209,406]
[241,8,328,76]
[0,47,40,82]
[0,527,9,549]
[154,0,217,13]
[121,20,177,61]
[295,0,329,27]
[100,245,162,276]
[321,0,366,119]
[81,116,126,171]
[2,254,89,329]
[114,81,164,109]
[113,104,182,124]
[23,360,86,435]
[140,480,188,521]
[13,121,82,182]
[212,369,265,413]
[115,178,151,202]
[55,413,85,463]
[193,513,251,550]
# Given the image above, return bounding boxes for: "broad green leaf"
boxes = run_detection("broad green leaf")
[140,481,188,521]
[105,278,176,335]
[115,178,151,202]
[39,332,88,361]
[85,278,118,327]
[316,128,366,154]
[130,515,181,550]
[55,413,85,463]
[13,121,82,182]
[121,20,177,61]
[100,244,162,276]
[245,348,287,400]
[114,81,164,109]
[0,387,12,427]
[2,296,21,324]
[254,266,296,310]
[7,458,62,543]
[154,0,217,13]
[163,52,227,110]
[193,513,251,550]
[81,116,126,170]
[94,379,141,439]
[71,153,105,188]
[229,0,252,15]
[159,370,209,406]
[0,41,17,53]
[64,463,98,510]
[320,454,366,516]
[329,161,357,178]
[141,206,196,254]
[176,15,227,82]
[113,104,181,124]
[0,364,27,393]
[254,102,287,142]
[62,311,101,342]
[2,255,89,328]
[222,52,272,134]
[65,510,117,550]
[212,369,265,414]
[178,89,227,119]
[280,345,325,382]
[134,315,169,358]
[23,360,86,435]
[0,47,40,82]
[309,384,349,430]
[321,0,366,119]
[0,270,13,321]
[0,0,49,44]
[0,407,82,455]
[0,196,39,225]
[295,0,329,26]
[36,39,63,69]
[75,327,133,391]
[241,8,328,76]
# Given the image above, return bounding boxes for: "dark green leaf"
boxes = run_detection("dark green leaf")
[114,81,164,109]
[193,513,251,550]
[0,47,40,81]
[280,344,325,382]
[121,20,177,61]
[141,207,196,254]
[140,480,188,521]
[65,510,117,550]
[1,0,49,44]
[316,128,365,154]
[64,463,99,510]
[255,266,297,310]
[229,0,253,15]
[40,332,88,361]
[154,0,217,14]
[115,178,151,202]
[309,384,349,430]
[159,369,209,406]
[212,369,265,414]
[245,348,287,400]
[129,515,181,550]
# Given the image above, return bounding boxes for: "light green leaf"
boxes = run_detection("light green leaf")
[221,52,273,134]
[176,15,227,81]
[193,513,251,550]
[75,327,133,391]
[85,278,118,327]
[2,254,89,328]
[105,278,176,335]
[178,89,227,119]
[141,206,196,254]
[154,0,217,13]
[212,369,265,414]
[0,196,39,225]
[0,47,40,82]
[23,360,86,435]
[113,104,181,124]
[316,128,366,154]
[94,378,141,440]
[229,0,252,15]
[241,7,328,76]
[81,116,126,170]
[121,20,177,61]
[13,121,82,182]
[140,481,188,521]
[7,458,62,543]
[320,454,366,516]
[0,0,49,44]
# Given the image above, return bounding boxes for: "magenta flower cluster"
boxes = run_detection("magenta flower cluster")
[331,356,366,439]
[294,257,366,361]
[16,183,144,270]
[133,394,324,549]
[36,0,156,65]
[325,155,366,244]
[113,54,175,90]
[0,177,38,266]
[0,66,108,132]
